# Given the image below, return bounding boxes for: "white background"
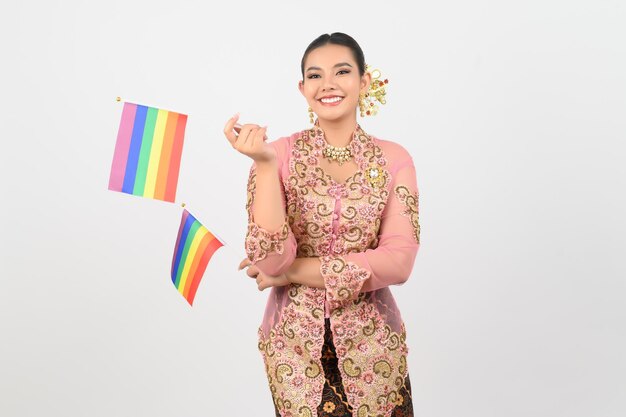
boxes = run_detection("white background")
[1,1,625,416]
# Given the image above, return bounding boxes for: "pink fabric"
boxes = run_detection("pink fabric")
[245,122,421,417]
[244,139,298,276]
[334,156,420,297]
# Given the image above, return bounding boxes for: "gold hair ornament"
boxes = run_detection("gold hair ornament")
[359,64,388,117]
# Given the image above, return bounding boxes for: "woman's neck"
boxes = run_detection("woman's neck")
[317,115,358,148]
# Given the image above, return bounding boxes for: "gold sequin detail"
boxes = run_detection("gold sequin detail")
[256,125,417,415]
[394,185,420,244]
[366,163,384,188]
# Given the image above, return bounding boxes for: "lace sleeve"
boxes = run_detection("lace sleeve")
[245,158,297,276]
[320,157,420,311]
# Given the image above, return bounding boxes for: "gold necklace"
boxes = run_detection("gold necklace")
[322,143,353,165]
[312,122,355,165]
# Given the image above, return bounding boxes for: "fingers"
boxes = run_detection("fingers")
[223,113,240,146]
[234,123,265,141]
[224,113,263,148]
[238,257,257,280]
[237,257,269,291]
[246,265,259,278]
[238,257,251,270]
[235,124,254,148]
[256,275,268,291]
[251,126,268,148]
[235,125,265,156]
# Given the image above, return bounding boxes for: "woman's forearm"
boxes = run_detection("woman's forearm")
[285,257,325,288]
[251,159,287,231]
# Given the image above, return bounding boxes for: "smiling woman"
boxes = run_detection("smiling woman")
[228,32,420,417]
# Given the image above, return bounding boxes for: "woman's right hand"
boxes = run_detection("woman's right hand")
[223,113,276,164]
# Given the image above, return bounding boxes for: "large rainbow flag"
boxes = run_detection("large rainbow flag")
[108,101,188,203]
[172,209,224,306]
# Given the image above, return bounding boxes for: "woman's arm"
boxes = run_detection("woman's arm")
[251,159,287,231]
[286,157,420,311]
[285,257,325,288]
[244,146,297,276]
[223,116,296,276]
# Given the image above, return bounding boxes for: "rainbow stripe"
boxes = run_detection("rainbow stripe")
[108,101,188,202]
[172,209,224,306]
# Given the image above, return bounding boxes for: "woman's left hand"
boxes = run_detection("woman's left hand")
[238,257,290,291]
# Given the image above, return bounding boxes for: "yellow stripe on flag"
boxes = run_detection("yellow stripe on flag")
[177,227,208,296]
[144,109,169,197]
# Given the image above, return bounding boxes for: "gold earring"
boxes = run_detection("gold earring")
[359,92,367,117]
[308,106,315,124]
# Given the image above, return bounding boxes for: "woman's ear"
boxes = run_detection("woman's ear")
[298,79,305,96]
[360,71,372,95]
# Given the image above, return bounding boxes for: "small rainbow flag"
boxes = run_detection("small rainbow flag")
[108,101,188,203]
[172,208,224,306]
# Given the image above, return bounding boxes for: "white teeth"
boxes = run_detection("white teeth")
[320,97,343,103]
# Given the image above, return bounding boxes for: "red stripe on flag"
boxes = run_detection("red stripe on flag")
[186,237,223,306]
[164,113,187,202]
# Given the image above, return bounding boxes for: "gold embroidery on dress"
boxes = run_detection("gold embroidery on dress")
[366,163,384,188]
[301,127,388,256]
[245,168,291,262]
[257,284,326,417]
[256,125,414,416]
[394,185,421,244]
[329,301,410,416]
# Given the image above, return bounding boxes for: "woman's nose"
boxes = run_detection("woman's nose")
[322,77,338,91]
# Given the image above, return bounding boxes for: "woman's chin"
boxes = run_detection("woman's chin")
[317,110,351,122]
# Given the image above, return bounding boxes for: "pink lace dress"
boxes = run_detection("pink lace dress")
[245,121,421,417]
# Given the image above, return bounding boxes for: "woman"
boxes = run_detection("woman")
[224,32,420,417]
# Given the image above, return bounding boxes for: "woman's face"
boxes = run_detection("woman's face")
[299,44,370,123]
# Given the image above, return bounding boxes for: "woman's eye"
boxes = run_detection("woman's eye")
[307,70,349,79]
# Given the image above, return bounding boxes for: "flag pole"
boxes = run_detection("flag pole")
[116,96,189,115]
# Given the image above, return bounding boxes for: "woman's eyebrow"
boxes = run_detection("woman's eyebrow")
[306,62,353,72]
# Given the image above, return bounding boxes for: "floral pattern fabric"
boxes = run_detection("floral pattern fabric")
[272,319,414,417]
[246,120,421,417]
[245,163,298,276]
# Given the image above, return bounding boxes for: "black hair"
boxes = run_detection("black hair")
[300,32,366,82]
